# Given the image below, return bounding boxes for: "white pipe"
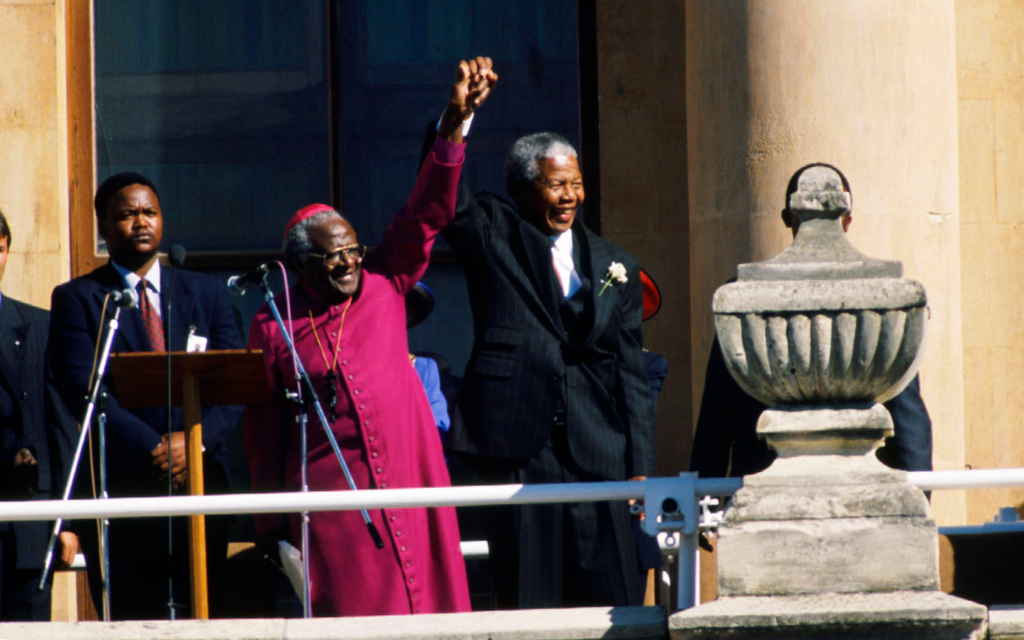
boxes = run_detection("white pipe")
[0,482,643,522]
[5,469,1024,523]
[460,540,489,559]
[907,468,1024,490]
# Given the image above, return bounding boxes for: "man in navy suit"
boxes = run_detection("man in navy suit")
[690,163,932,479]
[49,173,243,620]
[442,133,656,609]
[0,208,78,620]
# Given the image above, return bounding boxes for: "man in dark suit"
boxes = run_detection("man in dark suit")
[442,133,656,609]
[49,173,243,620]
[0,208,79,620]
[690,163,932,479]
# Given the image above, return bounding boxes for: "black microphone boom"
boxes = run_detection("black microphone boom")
[170,244,186,267]
[227,264,270,296]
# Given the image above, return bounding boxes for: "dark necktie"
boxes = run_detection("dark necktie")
[137,278,166,352]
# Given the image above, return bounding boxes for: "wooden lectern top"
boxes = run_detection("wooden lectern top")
[109,349,270,408]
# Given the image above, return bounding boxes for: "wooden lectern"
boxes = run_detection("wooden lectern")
[110,349,268,619]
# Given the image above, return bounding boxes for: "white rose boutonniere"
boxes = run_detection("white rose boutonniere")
[598,262,628,296]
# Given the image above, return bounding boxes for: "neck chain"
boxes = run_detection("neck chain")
[308,297,353,421]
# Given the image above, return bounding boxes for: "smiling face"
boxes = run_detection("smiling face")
[515,155,585,235]
[296,216,363,299]
[100,184,163,274]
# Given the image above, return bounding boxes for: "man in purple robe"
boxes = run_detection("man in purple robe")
[244,57,497,617]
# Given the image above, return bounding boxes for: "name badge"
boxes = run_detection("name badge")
[186,333,208,353]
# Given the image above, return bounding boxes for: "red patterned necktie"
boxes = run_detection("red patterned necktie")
[137,278,166,352]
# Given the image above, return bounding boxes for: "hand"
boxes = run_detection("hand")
[8,448,39,499]
[627,475,646,520]
[151,432,187,488]
[57,531,80,569]
[438,56,498,143]
[13,448,36,467]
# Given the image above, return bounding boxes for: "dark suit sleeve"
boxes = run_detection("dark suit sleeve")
[43,339,79,496]
[690,336,774,478]
[616,261,657,478]
[690,338,738,478]
[878,374,932,472]
[49,285,164,469]
[195,280,245,458]
[440,178,492,262]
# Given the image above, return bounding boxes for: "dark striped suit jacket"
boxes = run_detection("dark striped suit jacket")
[442,187,656,481]
[0,296,77,570]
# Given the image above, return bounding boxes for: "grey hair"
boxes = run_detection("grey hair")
[283,209,345,266]
[504,132,578,192]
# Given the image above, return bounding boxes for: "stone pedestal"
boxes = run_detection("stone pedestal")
[717,404,937,597]
[670,591,987,640]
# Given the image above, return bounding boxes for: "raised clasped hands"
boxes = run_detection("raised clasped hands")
[151,431,187,490]
[439,56,498,143]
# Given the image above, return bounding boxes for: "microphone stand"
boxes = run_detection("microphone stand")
[97,389,112,620]
[166,246,184,620]
[250,271,384,618]
[39,300,129,621]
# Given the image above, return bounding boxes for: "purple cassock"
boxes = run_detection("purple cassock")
[244,138,470,617]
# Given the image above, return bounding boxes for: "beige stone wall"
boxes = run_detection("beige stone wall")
[0,0,71,310]
[595,0,692,475]
[957,0,1024,524]
[686,1,966,524]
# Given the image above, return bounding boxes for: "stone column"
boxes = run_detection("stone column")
[0,1,72,308]
[686,1,965,524]
[670,167,985,640]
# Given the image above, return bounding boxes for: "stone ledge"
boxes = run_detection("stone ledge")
[668,592,987,640]
[0,606,666,640]
[989,606,1024,639]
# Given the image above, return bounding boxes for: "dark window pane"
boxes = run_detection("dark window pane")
[339,0,580,245]
[94,0,331,253]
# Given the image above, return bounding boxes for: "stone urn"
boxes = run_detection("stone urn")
[712,165,928,464]
[671,165,987,640]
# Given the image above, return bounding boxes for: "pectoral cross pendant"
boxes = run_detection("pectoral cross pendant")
[325,370,338,422]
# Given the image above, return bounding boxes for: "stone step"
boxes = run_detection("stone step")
[0,605,667,640]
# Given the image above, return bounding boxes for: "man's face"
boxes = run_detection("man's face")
[298,216,363,299]
[0,235,10,285]
[100,184,163,264]
[517,155,585,235]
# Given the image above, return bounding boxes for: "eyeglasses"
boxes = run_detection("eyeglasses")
[307,244,366,266]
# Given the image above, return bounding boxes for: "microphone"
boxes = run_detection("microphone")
[108,288,139,309]
[169,244,186,267]
[227,264,269,296]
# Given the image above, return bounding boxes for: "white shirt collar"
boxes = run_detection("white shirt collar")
[111,259,161,293]
[549,229,573,255]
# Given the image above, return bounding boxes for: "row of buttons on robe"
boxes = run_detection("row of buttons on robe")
[338,346,422,612]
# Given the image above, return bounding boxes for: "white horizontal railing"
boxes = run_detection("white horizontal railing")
[907,468,1024,490]
[2,469,1021,522]
[0,478,743,522]
[13,469,1024,613]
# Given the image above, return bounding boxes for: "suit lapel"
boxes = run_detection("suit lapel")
[509,217,565,335]
[583,228,616,348]
[92,263,150,352]
[162,265,195,352]
[0,298,26,388]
